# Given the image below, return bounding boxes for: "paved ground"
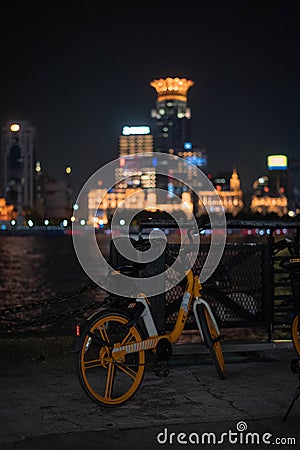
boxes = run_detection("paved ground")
[1,338,300,449]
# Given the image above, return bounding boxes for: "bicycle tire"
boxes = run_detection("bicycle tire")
[198,303,226,380]
[77,310,145,406]
[291,315,300,358]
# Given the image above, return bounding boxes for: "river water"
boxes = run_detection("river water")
[0,234,111,336]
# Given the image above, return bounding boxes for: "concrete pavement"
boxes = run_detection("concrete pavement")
[1,337,300,449]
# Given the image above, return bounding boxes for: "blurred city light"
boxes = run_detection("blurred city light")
[10,123,20,132]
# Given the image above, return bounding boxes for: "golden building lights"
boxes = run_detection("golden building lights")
[150,77,194,102]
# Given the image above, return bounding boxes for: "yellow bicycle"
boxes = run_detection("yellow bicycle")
[74,226,226,406]
[274,236,300,357]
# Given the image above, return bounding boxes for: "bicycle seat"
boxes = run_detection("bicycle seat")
[110,264,143,276]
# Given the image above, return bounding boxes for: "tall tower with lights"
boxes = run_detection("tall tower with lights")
[150,77,207,199]
[150,77,194,152]
[0,121,36,214]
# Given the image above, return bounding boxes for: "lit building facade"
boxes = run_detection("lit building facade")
[115,126,156,189]
[119,126,153,156]
[87,188,193,225]
[197,169,243,217]
[0,197,17,222]
[267,154,288,197]
[250,155,289,216]
[150,77,194,152]
[0,121,36,212]
[250,194,288,217]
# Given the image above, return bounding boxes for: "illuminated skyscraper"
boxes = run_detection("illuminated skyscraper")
[115,125,156,189]
[150,77,194,152]
[119,125,153,156]
[0,121,36,213]
[150,77,207,199]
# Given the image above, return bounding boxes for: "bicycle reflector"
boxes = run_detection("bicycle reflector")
[75,324,81,337]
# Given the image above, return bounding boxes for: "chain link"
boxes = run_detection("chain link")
[0,281,100,317]
[0,281,108,332]
[0,298,110,332]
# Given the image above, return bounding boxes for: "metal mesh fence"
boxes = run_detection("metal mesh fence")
[164,243,267,330]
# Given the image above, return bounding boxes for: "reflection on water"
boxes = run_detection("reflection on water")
[0,235,110,335]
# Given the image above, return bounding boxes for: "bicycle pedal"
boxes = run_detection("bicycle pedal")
[153,361,170,378]
[290,359,300,374]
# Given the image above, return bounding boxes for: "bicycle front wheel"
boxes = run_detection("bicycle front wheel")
[77,311,145,406]
[291,315,300,357]
[198,303,226,380]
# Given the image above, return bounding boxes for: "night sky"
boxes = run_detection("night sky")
[1,2,299,198]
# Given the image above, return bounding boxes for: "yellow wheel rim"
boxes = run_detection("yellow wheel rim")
[205,310,226,376]
[292,316,300,358]
[80,314,145,405]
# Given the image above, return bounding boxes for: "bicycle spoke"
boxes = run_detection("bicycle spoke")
[120,329,136,346]
[104,363,115,399]
[116,363,138,380]
[83,358,108,370]
[98,323,110,344]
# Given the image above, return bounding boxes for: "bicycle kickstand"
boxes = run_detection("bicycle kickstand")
[283,384,300,421]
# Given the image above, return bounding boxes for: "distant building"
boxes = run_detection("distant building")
[118,126,153,156]
[250,176,288,217]
[36,175,72,221]
[115,126,156,189]
[87,188,193,226]
[197,169,243,217]
[0,197,17,222]
[0,121,36,213]
[267,154,288,197]
[250,194,288,216]
[150,77,194,152]
[250,155,289,216]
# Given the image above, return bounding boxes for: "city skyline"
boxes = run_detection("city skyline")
[0,4,299,198]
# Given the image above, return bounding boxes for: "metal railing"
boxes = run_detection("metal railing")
[1,218,299,341]
[138,219,300,341]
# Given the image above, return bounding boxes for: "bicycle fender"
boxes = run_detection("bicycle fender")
[72,306,138,353]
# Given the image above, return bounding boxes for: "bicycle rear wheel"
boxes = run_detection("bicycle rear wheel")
[77,311,145,406]
[198,303,226,379]
[291,315,300,357]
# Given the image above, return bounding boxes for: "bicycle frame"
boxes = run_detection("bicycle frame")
[111,269,220,360]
